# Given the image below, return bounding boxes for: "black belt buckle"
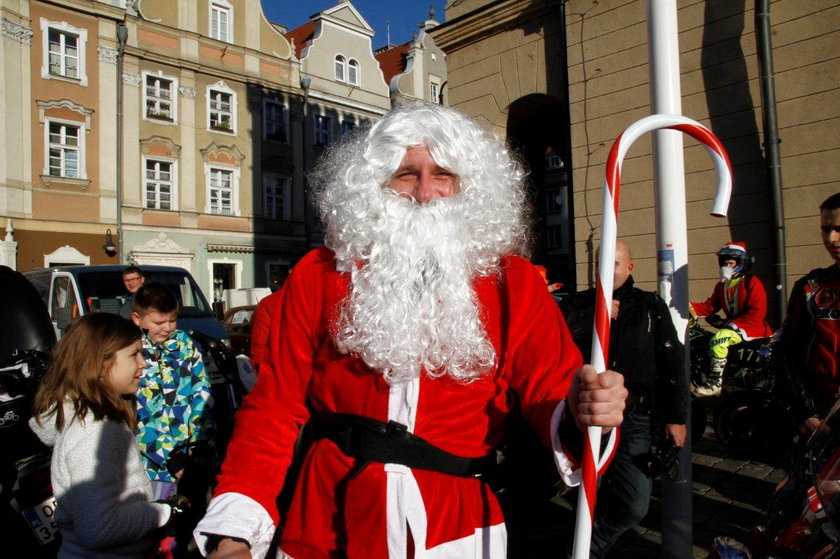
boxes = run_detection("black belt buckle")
[385,420,410,439]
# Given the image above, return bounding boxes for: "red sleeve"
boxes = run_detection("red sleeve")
[497,257,583,448]
[690,282,723,317]
[249,290,284,373]
[213,248,333,523]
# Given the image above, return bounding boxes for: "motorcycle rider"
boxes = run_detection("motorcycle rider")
[779,192,840,434]
[690,242,772,396]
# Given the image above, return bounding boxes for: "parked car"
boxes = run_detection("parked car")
[221,305,256,356]
[23,265,228,342]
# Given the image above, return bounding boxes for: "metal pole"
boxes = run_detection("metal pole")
[647,1,693,557]
[755,0,787,324]
[116,22,128,264]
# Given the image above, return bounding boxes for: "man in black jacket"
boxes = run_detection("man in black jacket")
[560,240,689,558]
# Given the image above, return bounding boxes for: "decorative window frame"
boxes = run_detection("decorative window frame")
[207,81,237,134]
[203,162,240,216]
[347,58,360,86]
[142,155,179,211]
[43,116,86,180]
[44,245,89,267]
[263,98,289,143]
[207,257,242,302]
[142,70,178,124]
[262,173,291,221]
[209,0,233,43]
[40,18,88,86]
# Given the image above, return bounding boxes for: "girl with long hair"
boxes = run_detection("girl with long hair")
[30,313,176,558]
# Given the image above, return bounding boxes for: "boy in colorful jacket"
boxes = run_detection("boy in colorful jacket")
[131,282,214,498]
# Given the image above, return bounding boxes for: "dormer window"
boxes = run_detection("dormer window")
[334,55,346,82]
[347,59,359,86]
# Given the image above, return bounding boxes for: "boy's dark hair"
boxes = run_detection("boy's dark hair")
[819,192,840,211]
[132,282,179,316]
[122,265,144,279]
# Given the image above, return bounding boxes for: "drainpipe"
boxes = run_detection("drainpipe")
[116,22,128,264]
[755,0,787,324]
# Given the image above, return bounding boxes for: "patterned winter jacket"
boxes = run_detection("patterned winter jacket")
[135,329,214,483]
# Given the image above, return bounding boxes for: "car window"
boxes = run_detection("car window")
[75,270,213,317]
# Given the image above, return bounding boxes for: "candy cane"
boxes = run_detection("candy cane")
[572,113,732,559]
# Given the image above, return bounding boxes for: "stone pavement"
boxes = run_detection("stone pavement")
[502,408,789,558]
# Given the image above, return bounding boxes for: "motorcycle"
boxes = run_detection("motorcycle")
[711,397,840,559]
[187,329,246,462]
[688,316,796,462]
[0,266,58,556]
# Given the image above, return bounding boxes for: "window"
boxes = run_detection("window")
[210,1,233,43]
[546,151,563,170]
[334,55,346,82]
[347,59,359,86]
[429,77,441,104]
[341,119,355,138]
[210,168,233,214]
[46,120,83,178]
[314,114,331,145]
[263,175,290,220]
[264,100,287,143]
[40,19,88,86]
[144,158,176,210]
[335,56,359,86]
[144,72,176,122]
[545,187,565,214]
[208,83,236,133]
[546,225,564,250]
[205,164,240,216]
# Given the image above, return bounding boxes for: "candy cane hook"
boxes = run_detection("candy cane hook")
[571,114,732,559]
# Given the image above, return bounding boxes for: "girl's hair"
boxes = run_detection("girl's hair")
[33,313,142,430]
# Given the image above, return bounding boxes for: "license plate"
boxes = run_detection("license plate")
[22,497,59,545]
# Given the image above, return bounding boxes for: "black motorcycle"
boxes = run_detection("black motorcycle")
[187,329,246,463]
[0,266,58,556]
[689,316,796,462]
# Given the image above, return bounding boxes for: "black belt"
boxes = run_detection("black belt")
[311,411,495,478]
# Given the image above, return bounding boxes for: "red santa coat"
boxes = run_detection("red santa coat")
[690,275,772,339]
[204,247,606,558]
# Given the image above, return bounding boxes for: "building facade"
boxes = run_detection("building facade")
[432,0,840,325]
[376,8,449,107]
[285,0,391,243]
[1,0,307,298]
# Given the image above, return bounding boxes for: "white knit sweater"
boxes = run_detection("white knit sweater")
[30,402,170,558]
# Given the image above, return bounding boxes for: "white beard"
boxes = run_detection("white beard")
[333,192,498,384]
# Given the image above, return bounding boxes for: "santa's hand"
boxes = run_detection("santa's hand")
[567,365,627,432]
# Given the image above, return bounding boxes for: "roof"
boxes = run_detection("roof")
[375,42,410,85]
[285,20,315,59]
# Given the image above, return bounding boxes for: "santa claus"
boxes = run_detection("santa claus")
[195,104,626,558]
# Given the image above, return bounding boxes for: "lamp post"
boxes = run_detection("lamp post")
[300,76,312,247]
[116,22,128,264]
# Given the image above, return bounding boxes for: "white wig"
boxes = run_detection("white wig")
[311,104,531,383]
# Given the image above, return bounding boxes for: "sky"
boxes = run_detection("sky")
[261,1,446,50]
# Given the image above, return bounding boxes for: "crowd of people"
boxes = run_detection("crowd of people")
[21,102,840,559]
